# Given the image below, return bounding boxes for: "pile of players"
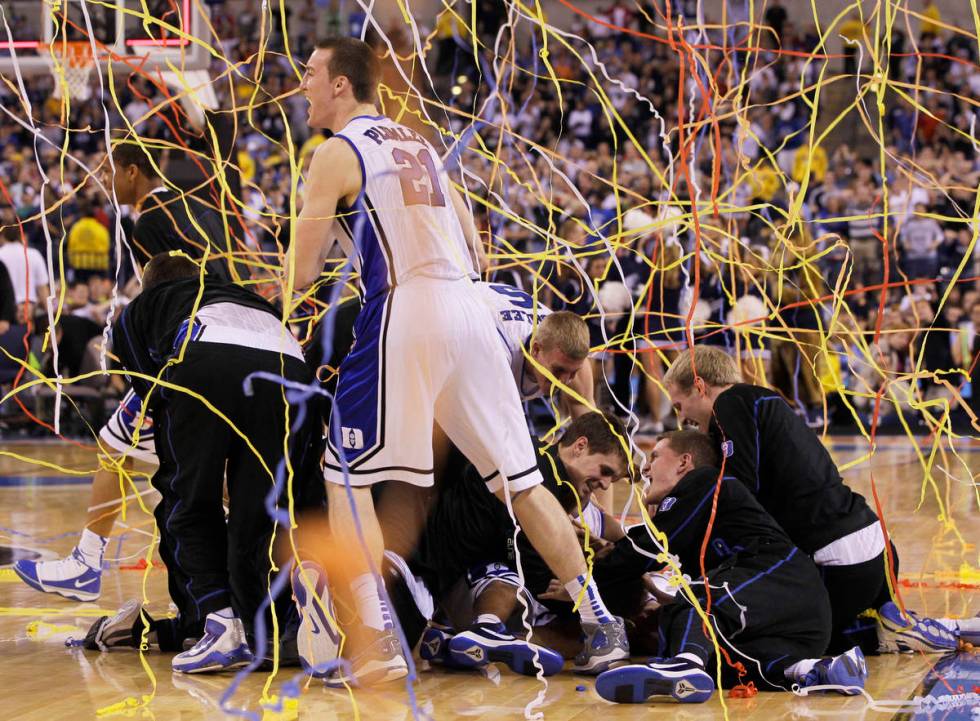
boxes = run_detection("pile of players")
[13,37,977,706]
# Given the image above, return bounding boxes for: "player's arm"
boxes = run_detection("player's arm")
[587,525,663,590]
[537,526,651,603]
[598,504,626,542]
[449,183,488,274]
[287,138,360,290]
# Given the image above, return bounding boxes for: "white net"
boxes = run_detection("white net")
[46,42,94,101]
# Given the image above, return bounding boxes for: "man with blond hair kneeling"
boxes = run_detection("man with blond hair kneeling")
[662,345,973,655]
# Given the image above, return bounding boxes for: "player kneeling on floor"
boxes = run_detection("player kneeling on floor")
[663,345,976,654]
[591,431,868,704]
[79,253,325,673]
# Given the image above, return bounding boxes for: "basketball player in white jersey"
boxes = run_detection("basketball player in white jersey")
[286,37,628,684]
[475,281,595,418]
[474,280,615,511]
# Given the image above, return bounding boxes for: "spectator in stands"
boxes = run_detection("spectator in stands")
[951,301,980,370]
[67,198,111,282]
[764,0,788,42]
[0,217,49,321]
[899,203,944,280]
[846,182,882,287]
[920,0,942,39]
[0,259,15,336]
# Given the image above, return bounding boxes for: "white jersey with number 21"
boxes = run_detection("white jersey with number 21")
[332,114,475,299]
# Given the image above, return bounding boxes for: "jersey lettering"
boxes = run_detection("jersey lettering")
[499,309,536,323]
[363,125,427,146]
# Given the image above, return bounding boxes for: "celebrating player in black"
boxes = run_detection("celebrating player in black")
[663,345,961,655]
[593,431,867,705]
[84,253,324,673]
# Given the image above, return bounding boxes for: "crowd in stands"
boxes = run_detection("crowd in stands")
[1,0,977,434]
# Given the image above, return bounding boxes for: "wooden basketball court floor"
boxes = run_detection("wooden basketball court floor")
[0,436,976,720]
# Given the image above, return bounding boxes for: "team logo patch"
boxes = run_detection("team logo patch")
[423,638,441,658]
[721,440,734,458]
[341,426,364,450]
[674,680,698,698]
[659,496,677,512]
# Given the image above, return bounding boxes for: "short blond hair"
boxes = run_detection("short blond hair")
[534,311,590,360]
[663,345,741,391]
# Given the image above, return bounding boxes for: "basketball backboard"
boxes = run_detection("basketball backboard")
[0,0,210,74]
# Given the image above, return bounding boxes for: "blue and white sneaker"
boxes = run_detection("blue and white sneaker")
[172,610,254,674]
[595,657,715,704]
[878,602,959,653]
[419,623,461,667]
[14,549,101,602]
[798,646,868,695]
[573,616,630,674]
[447,622,564,676]
[291,561,343,678]
[326,629,408,687]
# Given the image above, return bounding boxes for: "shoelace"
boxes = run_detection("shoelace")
[70,548,99,572]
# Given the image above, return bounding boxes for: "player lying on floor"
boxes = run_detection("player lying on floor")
[587,431,869,704]
[410,411,638,677]
[72,253,325,673]
[663,345,978,653]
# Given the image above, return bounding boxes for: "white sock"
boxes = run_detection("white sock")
[676,652,705,667]
[784,658,818,681]
[564,573,614,625]
[76,528,107,570]
[476,613,503,627]
[351,573,393,631]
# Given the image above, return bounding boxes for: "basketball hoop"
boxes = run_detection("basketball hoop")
[47,41,95,102]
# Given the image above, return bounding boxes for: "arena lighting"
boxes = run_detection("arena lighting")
[456,74,468,83]
[451,85,462,96]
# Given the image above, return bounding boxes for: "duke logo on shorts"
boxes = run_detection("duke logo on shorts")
[342,426,364,450]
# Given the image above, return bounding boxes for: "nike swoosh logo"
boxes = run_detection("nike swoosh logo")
[309,616,321,634]
[74,577,98,588]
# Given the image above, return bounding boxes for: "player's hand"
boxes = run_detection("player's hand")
[538,579,572,603]
[572,518,612,553]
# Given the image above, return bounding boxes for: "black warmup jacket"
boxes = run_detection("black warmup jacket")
[133,189,241,282]
[708,383,878,554]
[593,466,798,588]
[111,278,279,406]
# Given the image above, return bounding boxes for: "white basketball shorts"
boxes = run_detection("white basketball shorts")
[325,278,543,493]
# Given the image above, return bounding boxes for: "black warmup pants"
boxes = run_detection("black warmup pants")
[819,543,899,654]
[660,546,832,691]
[150,342,325,651]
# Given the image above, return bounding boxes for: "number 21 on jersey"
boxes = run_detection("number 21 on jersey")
[392,148,446,208]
